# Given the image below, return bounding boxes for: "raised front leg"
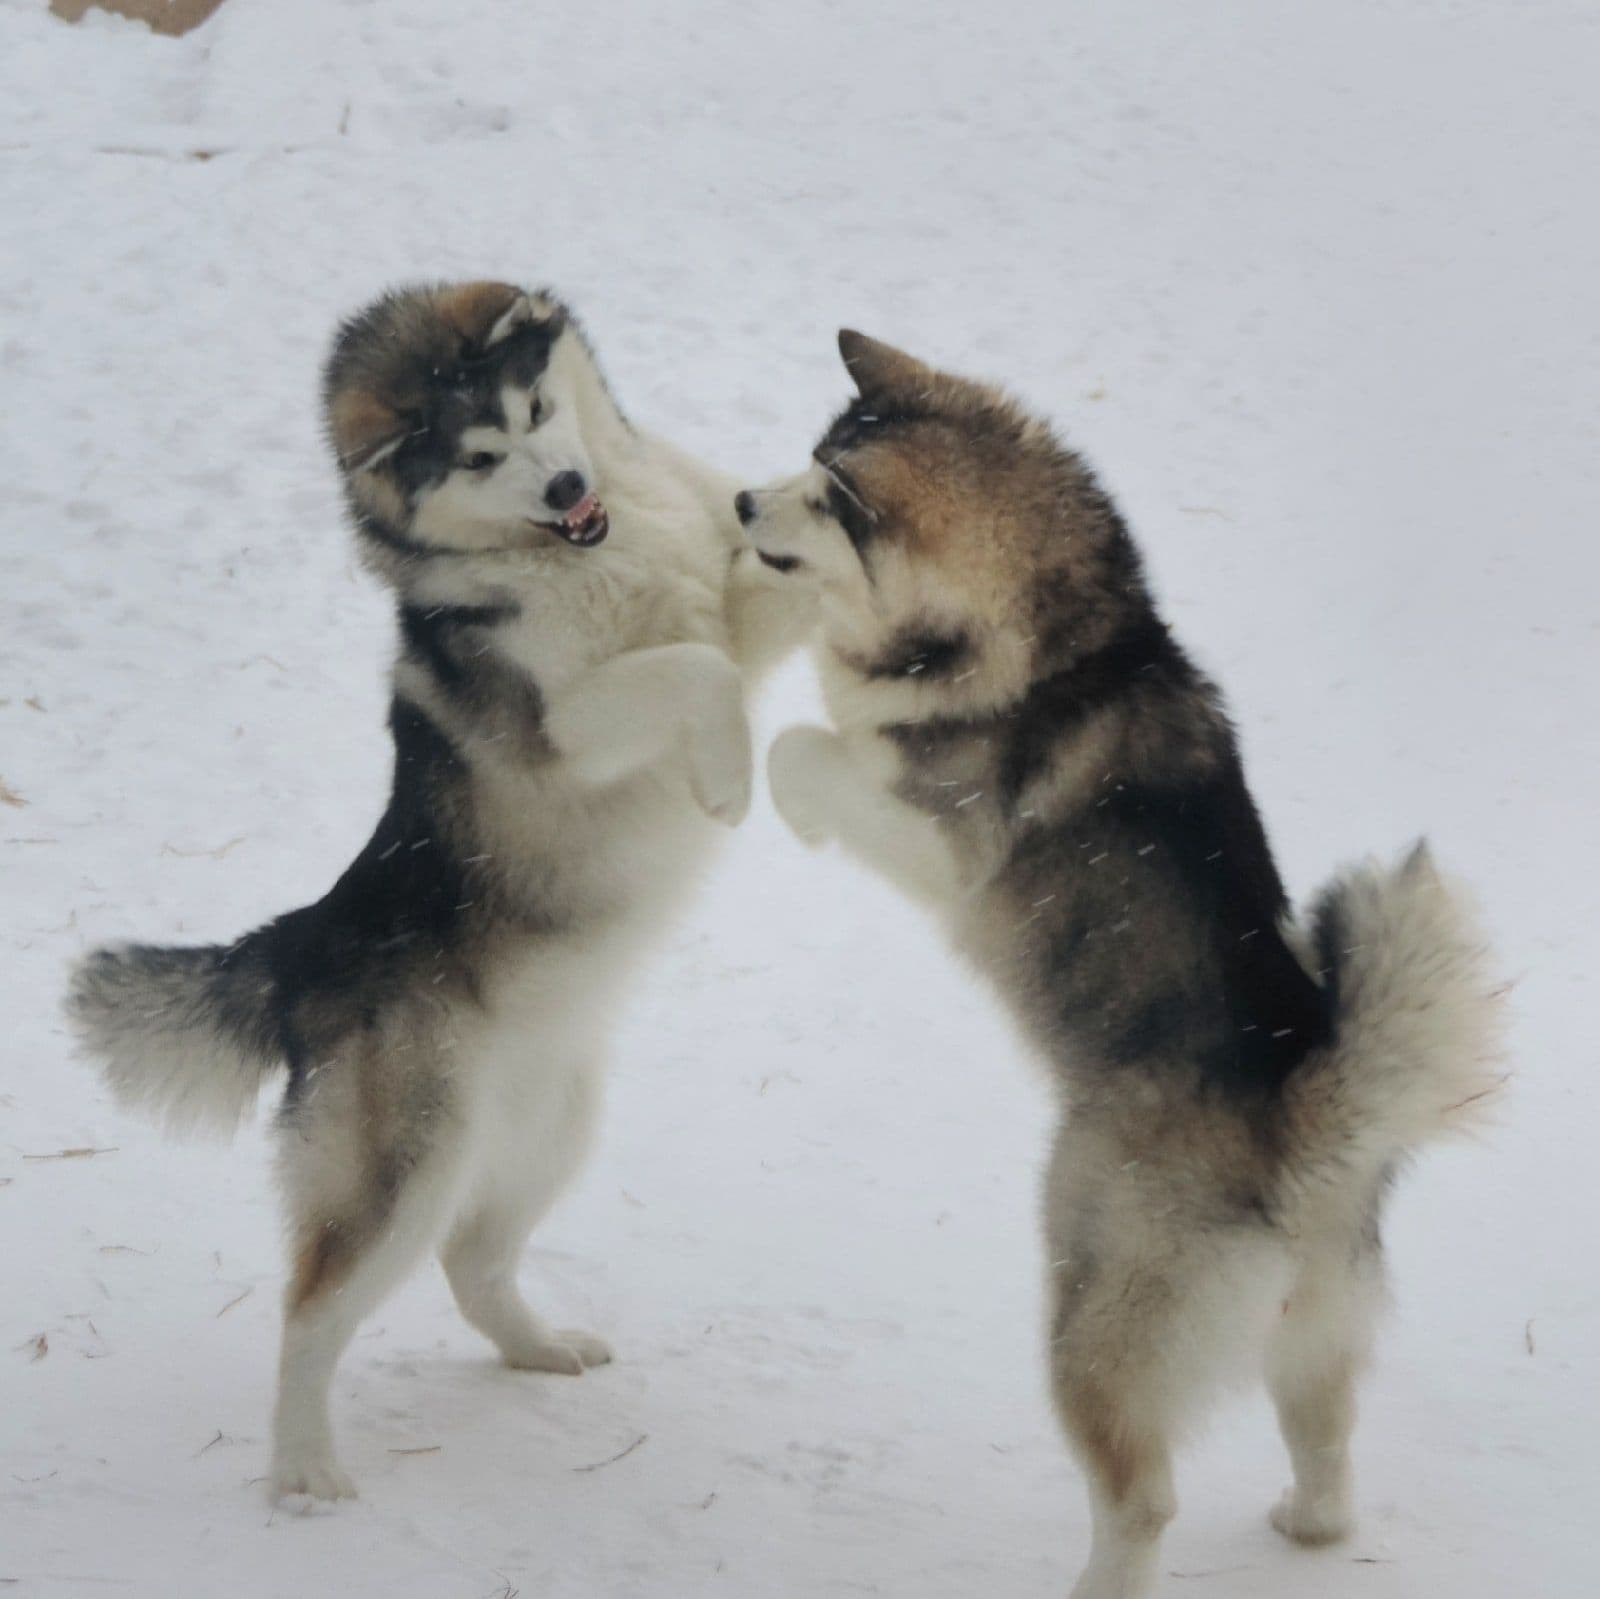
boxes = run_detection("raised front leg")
[767,724,959,907]
[544,642,752,824]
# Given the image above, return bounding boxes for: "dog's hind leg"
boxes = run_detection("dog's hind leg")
[441,1199,612,1374]
[270,1046,468,1500]
[1265,1229,1385,1546]
[1046,1133,1291,1599]
[1048,1272,1179,1599]
[441,1060,610,1374]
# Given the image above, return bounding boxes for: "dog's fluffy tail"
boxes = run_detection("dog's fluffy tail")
[1284,843,1507,1191]
[66,938,282,1138]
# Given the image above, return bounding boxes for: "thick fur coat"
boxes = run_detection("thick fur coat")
[69,282,811,1499]
[740,330,1505,1599]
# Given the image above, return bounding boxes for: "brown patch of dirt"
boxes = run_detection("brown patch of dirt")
[50,0,230,38]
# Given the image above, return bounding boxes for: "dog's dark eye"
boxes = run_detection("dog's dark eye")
[529,395,545,426]
[460,452,499,473]
[805,497,828,516]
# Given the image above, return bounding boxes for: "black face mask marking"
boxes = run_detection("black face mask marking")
[824,475,879,553]
[385,324,558,506]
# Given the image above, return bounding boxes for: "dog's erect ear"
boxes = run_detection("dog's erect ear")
[434,281,527,351]
[525,289,568,332]
[837,329,935,399]
[330,389,407,473]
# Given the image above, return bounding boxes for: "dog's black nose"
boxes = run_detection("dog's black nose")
[734,490,757,526]
[545,470,587,512]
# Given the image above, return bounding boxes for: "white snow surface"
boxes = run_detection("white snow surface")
[2,0,1597,1593]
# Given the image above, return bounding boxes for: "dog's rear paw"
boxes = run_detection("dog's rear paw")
[271,1452,358,1503]
[1270,1488,1353,1546]
[558,1328,614,1367]
[503,1329,613,1375]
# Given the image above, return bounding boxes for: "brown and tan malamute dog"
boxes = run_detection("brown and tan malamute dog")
[737,331,1504,1599]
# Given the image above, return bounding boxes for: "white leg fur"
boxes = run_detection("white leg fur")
[1266,1247,1383,1545]
[273,1313,363,1501]
[767,725,959,907]
[271,1147,469,1501]
[271,1048,609,1497]
[1047,1121,1296,1599]
[442,1207,612,1374]
[1072,1472,1177,1599]
[545,642,752,824]
[441,1059,610,1374]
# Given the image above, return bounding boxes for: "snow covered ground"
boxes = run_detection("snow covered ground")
[3,0,1597,1593]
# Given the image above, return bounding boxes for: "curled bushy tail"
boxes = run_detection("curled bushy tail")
[66,938,282,1138]
[1283,843,1507,1189]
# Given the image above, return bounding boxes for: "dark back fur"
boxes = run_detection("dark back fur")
[823,338,1333,1103]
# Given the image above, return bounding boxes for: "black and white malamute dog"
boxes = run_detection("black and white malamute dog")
[69,282,809,1500]
[738,332,1505,1599]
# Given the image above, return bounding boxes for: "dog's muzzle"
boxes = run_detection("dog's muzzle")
[735,489,799,571]
[531,492,609,547]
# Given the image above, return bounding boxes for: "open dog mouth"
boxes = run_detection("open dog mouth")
[531,492,609,547]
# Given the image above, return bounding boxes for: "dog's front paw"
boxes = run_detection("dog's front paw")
[687,702,754,828]
[767,725,848,847]
[674,649,753,827]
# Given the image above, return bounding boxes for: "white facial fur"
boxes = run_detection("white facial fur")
[738,462,867,589]
[408,332,599,551]
[742,456,1036,725]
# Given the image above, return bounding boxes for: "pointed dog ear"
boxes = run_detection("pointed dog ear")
[525,289,569,333]
[837,329,935,399]
[329,389,407,473]
[434,280,527,350]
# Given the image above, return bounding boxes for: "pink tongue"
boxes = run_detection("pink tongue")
[564,492,600,528]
